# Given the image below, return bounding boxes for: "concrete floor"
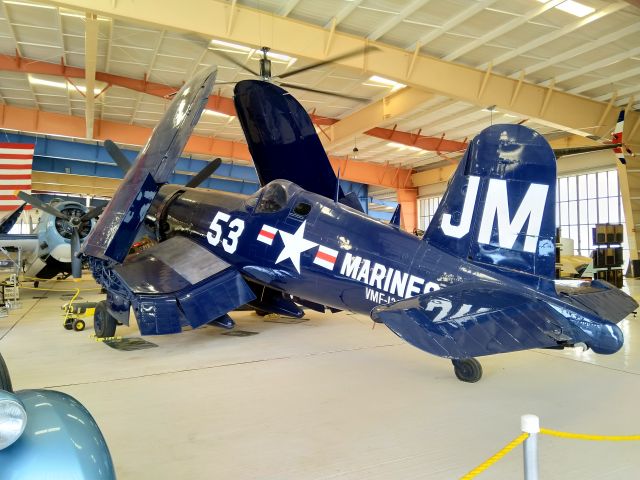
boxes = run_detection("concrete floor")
[1,277,639,479]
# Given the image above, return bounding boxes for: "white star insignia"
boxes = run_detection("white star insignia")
[275,221,317,273]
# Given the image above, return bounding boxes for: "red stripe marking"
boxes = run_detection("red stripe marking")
[0,143,35,149]
[0,154,33,159]
[316,250,337,263]
[0,185,32,190]
[0,174,31,180]
[259,229,276,240]
[0,205,32,211]
[0,164,33,169]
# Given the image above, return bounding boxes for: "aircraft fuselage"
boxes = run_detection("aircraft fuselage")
[155,181,533,316]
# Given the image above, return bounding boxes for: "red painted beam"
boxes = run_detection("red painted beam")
[365,127,467,153]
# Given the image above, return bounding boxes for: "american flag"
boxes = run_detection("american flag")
[0,143,34,211]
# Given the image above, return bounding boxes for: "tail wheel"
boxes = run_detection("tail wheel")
[0,352,13,392]
[94,301,117,338]
[452,358,483,383]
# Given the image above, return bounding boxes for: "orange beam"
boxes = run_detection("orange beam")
[365,127,467,153]
[0,103,413,190]
[0,54,334,125]
[0,55,461,147]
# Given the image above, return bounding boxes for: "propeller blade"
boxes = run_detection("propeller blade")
[278,45,380,80]
[80,204,105,223]
[185,158,222,188]
[209,49,259,76]
[278,82,370,102]
[16,191,70,221]
[70,228,82,279]
[104,140,131,173]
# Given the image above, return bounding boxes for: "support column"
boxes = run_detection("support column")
[396,188,418,233]
[617,162,638,261]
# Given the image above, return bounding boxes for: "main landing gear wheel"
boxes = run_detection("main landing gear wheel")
[0,352,13,392]
[451,358,483,383]
[94,301,117,338]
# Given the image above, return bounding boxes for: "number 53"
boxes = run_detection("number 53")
[207,211,245,253]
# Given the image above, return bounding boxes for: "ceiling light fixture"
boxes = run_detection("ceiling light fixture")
[4,1,55,9]
[203,109,234,119]
[364,75,406,92]
[28,75,67,89]
[536,0,595,17]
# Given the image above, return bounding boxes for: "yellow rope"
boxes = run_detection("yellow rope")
[540,428,640,441]
[460,433,529,479]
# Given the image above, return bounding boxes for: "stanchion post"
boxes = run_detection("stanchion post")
[521,414,540,480]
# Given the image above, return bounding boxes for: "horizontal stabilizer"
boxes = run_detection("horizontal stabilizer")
[371,280,624,359]
[556,279,638,324]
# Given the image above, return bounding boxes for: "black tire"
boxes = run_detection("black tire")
[64,318,74,330]
[452,358,483,383]
[0,352,13,392]
[94,301,117,338]
[73,319,86,332]
[255,309,269,317]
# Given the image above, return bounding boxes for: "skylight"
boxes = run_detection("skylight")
[537,0,595,18]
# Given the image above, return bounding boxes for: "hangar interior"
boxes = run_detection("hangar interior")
[0,0,639,478]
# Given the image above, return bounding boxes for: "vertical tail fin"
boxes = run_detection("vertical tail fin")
[612,110,626,165]
[424,124,556,285]
[390,204,401,228]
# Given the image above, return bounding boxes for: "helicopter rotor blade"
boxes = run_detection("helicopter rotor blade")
[278,45,380,80]
[278,82,370,102]
[209,49,260,76]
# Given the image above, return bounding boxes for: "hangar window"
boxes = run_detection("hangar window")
[255,182,288,213]
[418,196,441,230]
[556,170,627,262]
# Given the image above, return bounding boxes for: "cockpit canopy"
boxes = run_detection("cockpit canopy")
[247,180,300,214]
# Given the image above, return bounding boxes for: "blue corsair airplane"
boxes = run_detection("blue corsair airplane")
[81,66,637,383]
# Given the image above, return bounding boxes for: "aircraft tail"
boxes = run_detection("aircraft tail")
[0,203,26,234]
[612,110,626,165]
[424,124,556,286]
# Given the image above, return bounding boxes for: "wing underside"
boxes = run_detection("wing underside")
[112,236,255,335]
[371,280,630,359]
